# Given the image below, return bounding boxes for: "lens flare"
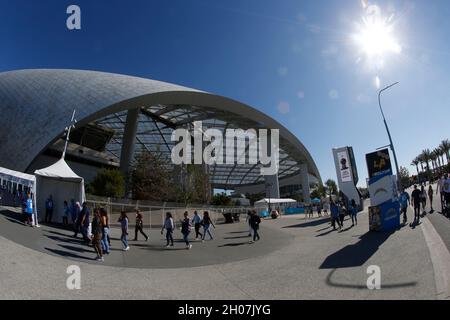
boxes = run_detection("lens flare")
[353,4,401,62]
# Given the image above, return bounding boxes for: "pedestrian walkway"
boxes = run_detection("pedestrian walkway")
[0,198,445,299]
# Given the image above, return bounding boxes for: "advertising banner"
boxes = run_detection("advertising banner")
[337,150,352,182]
[366,149,392,180]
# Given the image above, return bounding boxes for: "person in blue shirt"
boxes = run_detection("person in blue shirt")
[25,193,34,227]
[330,202,342,231]
[45,195,54,224]
[62,200,70,226]
[118,211,130,251]
[399,189,410,224]
[191,211,203,240]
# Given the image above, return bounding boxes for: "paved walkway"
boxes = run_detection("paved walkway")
[0,196,447,299]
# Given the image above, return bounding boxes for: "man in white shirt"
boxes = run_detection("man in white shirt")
[437,175,446,211]
[443,174,450,215]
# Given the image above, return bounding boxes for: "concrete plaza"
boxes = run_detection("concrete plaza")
[0,189,449,299]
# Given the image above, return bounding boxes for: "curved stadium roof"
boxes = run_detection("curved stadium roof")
[0,69,321,188]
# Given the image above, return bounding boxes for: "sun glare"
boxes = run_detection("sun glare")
[354,15,401,58]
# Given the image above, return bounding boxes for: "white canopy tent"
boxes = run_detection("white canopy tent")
[0,166,38,226]
[34,159,85,224]
[254,198,297,206]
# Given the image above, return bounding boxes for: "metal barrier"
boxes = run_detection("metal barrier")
[86,198,251,229]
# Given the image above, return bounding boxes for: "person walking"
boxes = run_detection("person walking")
[330,202,341,230]
[24,193,34,227]
[91,209,104,262]
[411,185,422,224]
[79,202,91,243]
[62,200,70,226]
[437,175,446,212]
[100,208,110,255]
[428,185,434,213]
[399,189,410,224]
[201,211,215,242]
[339,202,346,228]
[191,211,203,240]
[350,199,358,226]
[118,211,130,251]
[161,212,174,247]
[249,210,261,243]
[443,173,450,216]
[133,209,149,241]
[180,212,192,249]
[245,210,253,237]
[45,195,54,223]
[420,185,427,215]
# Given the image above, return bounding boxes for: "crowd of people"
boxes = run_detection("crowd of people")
[329,199,358,231]
[400,173,450,226]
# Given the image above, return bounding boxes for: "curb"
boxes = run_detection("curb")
[421,217,450,300]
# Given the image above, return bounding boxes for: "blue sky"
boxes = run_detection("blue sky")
[1,0,449,187]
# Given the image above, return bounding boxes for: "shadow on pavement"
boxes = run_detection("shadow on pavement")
[283,218,330,229]
[325,269,417,289]
[218,242,249,247]
[319,231,394,269]
[45,247,96,261]
[224,235,251,240]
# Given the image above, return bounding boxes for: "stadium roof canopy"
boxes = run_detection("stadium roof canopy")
[0,69,321,188]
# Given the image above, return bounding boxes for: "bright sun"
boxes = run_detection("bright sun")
[354,16,401,58]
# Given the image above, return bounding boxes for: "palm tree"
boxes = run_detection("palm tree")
[325,179,338,200]
[440,139,450,164]
[433,148,442,174]
[421,149,432,173]
[430,150,437,174]
[411,158,420,177]
[417,154,425,173]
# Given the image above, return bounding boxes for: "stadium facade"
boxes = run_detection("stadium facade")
[0,69,321,201]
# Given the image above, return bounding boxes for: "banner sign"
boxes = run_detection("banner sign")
[337,150,352,182]
[366,149,392,180]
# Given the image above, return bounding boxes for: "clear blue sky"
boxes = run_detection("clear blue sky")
[1,0,449,187]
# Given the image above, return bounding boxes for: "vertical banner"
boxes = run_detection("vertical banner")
[366,149,400,232]
[337,150,352,182]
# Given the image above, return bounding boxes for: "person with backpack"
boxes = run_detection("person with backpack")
[191,211,203,240]
[118,211,130,251]
[161,212,174,248]
[91,209,104,262]
[133,209,149,241]
[201,211,215,242]
[180,211,192,250]
[249,210,261,243]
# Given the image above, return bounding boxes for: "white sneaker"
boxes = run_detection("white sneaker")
[96,257,104,262]
[187,244,192,250]
[123,246,130,251]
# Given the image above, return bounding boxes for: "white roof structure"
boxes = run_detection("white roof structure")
[34,158,83,182]
[0,69,321,189]
[0,166,35,186]
[254,198,297,206]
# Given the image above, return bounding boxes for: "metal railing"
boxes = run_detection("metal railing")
[86,198,251,229]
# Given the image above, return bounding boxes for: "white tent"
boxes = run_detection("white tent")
[34,159,85,224]
[254,198,297,206]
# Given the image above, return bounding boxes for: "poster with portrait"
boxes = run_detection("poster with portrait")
[337,151,352,182]
[369,205,382,232]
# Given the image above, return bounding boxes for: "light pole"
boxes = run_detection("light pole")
[378,82,401,191]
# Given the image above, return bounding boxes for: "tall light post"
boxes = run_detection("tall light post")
[378,82,401,191]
